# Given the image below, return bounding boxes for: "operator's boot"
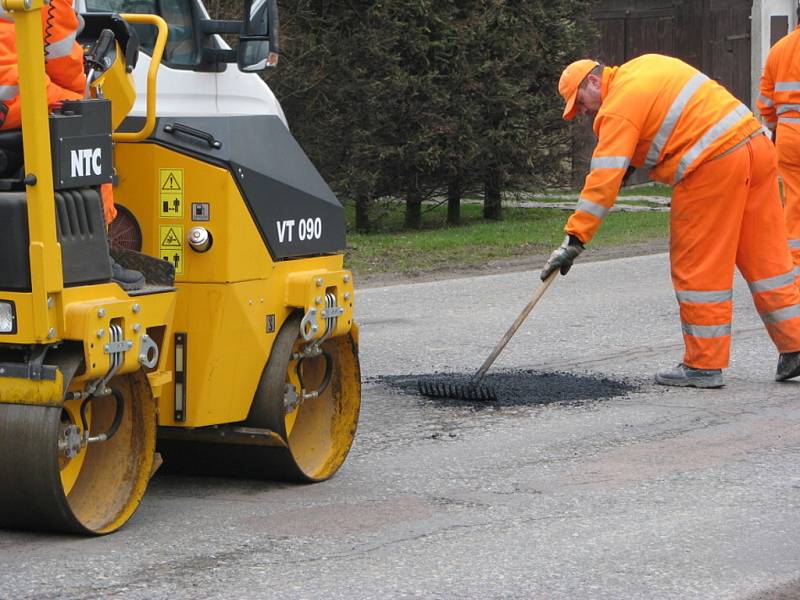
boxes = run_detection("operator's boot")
[775,351,800,382]
[110,258,145,291]
[655,363,724,389]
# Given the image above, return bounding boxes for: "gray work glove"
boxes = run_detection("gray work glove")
[540,235,584,280]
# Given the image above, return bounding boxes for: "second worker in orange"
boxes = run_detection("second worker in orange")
[757,4,800,279]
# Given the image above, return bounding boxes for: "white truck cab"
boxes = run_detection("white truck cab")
[76,0,287,125]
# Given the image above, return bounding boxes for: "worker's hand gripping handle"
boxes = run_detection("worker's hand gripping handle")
[540,235,584,281]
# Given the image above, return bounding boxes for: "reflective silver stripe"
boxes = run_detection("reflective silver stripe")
[590,156,631,170]
[761,304,800,324]
[44,32,77,60]
[777,103,800,114]
[675,103,751,183]
[758,93,774,107]
[575,197,609,219]
[775,81,800,92]
[682,323,731,338]
[747,271,796,293]
[645,72,709,168]
[795,266,800,278]
[789,239,800,249]
[675,289,732,303]
[0,84,19,100]
[780,117,800,124]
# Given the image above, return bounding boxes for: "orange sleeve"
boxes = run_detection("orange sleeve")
[758,44,778,127]
[42,0,86,94]
[45,77,83,108]
[565,114,640,244]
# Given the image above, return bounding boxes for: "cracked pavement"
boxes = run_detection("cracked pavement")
[1,252,799,599]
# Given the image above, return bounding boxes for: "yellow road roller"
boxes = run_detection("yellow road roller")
[0,0,360,534]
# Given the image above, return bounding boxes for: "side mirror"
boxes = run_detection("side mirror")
[237,0,279,72]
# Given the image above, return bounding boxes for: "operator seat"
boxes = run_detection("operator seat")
[0,129,23,180]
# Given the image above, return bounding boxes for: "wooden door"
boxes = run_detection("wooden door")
[573,0,753,187]
[704,0,753,104]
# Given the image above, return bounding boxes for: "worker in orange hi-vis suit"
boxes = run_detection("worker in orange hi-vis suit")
[542,54,800,388]
[757,5,800,279]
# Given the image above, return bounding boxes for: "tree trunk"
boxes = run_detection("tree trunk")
[447,178,461,225]
[404,188,423,229]
[355,193,371,233]
[483,169,503,220]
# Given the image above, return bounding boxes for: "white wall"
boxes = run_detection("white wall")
[752,0,798,115]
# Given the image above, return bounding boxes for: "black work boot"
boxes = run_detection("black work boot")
[775,351,800,382]
[110,258,145,291]
[655,363,724,389]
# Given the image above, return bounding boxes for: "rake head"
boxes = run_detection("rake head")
[417,377,497,401]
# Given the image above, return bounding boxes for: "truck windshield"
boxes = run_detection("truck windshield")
[84,0,200,67]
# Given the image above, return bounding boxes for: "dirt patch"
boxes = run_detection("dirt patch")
[376,370,642,408]
[356,238,669,288]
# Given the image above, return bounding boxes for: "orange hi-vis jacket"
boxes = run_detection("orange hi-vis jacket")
[0,0,85,130]
[566,54,761,245]
[757,26,800,129]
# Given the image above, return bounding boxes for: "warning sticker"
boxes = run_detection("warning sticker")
[159,168,184,217]
[160,227,182,247]
[159,225,184,274]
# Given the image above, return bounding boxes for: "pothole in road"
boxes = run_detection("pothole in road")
[376,369,641,408]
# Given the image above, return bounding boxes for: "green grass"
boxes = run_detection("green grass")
[617,182,671,197]
[499,183,672,204]
[344,202,669,277]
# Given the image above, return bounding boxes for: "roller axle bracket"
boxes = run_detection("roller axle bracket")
[300,308,319,341]
[138,334,159,368]
[286,293,339,412]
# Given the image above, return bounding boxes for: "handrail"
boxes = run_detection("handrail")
[113,13,168,142]
[8,0,63,341]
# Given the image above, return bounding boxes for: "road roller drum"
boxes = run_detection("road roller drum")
[0,370,157,534]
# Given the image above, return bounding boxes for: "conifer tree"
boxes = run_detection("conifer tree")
[270,0,594,230]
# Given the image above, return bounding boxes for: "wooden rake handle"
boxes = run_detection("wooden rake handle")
[471,270,558,384]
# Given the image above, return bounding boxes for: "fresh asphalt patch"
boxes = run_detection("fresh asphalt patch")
[375,369,642,408]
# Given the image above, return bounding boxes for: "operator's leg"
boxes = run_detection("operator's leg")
[101,183,116,224]
[103,182,143,290]
[0,78,82,131]
[736,134,800,380]
[101,170,142,290]
[668,145,748,375]
[776,122,800,278]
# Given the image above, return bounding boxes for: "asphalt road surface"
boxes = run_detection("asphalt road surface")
[2,252,800,599]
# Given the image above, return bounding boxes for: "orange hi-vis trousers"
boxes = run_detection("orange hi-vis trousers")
[670,133,800,369]
[777,122,800,273]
